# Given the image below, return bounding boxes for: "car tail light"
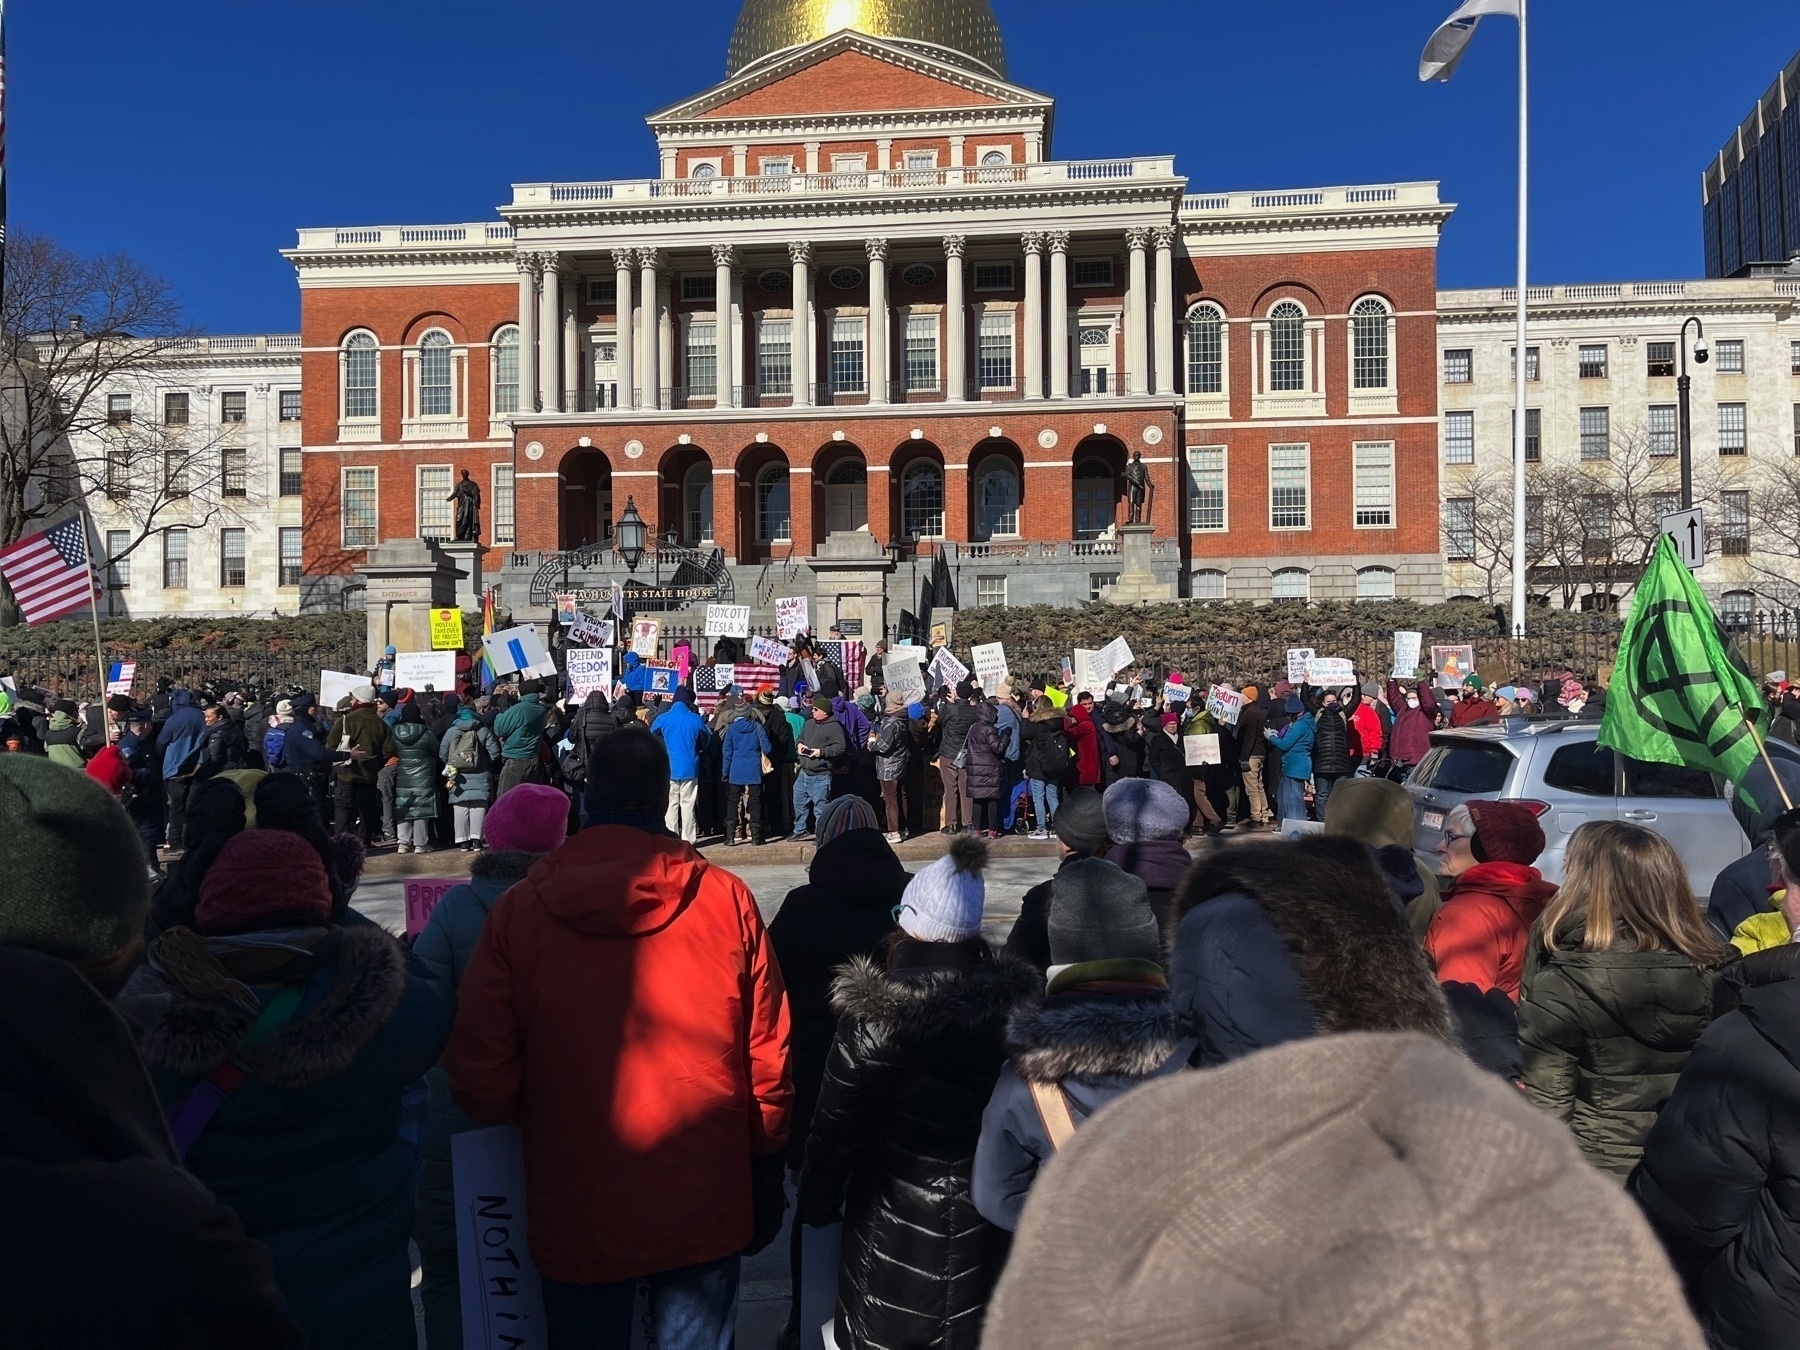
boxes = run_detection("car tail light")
[1512,799,1552,818]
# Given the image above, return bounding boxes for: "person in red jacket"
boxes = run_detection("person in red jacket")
[1426,799,1557,1001]
[1385,677,1439,777]
[1064,695,1102,789]
[448,725,793,1347]
[1449,674,1503,728]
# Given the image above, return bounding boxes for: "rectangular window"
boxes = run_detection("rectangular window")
[1353,442,1395,527]
[1646,341,1676,378]
[1510,346,1540,381]
[220,391,247,423]
[105,530,131,590]
[279,448,302,497]
[1723,490,1751,556]
[1072,259,1114,287]
[1442,348,1472,383]
[278,389,301,421]
[977,311,1015,389]
[973,262,1015,291]
[681,274,716,303]
[976,575,1007,607]
[759,157,792,177]
[1580,406,1611,461]
[1444,497,1476,561]
[417,465,453,539]
[1651,492,1682,531]
[1795,403,1800,456]
[1444,410,1475,464]
[588,276,616,304]
[1088,573,1119,601]
[830,315,866,394]
[1582,495,1614,560]
[342,468,378,549]
[685,321,717,397]
[1716,339,1745,374]
[105,447,130,500]
[1578,344,1609,379]
[1188,311,1222,394]
[492,463,515,546]
[1649,404,1678,456]
[757,318,792,395]
[107,393,132,425]
[220,528,246,588]
[904,314,939,392]
[494,332,520,414]
[162,392,188,425]
[1269,444,1310,530]
[278,527,303,586]
[1791,340,1800,376]
[221,448,246,498]
[1512,407,1542,461]
[1525,496,1543,556]
[165,450,189,498]
[902,150,938,170]
[1718,402,1747,455]
[1187,447,1226,531]
[162,528,188,589]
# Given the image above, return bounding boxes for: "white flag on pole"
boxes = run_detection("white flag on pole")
[1420,0,1520,82]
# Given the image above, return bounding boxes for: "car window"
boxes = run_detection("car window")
[1623,757,1717,799]
[1418,743,1513,794]
[1542,741,1615,797]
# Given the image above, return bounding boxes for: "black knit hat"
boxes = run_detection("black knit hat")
[1048,858,1161,967]
[1053,787,1110,854]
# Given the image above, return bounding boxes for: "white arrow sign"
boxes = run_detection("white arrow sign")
[1661,507,1706,571]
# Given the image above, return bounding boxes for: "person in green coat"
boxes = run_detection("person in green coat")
[390,703,441,854]
[1519,820,1734,1181]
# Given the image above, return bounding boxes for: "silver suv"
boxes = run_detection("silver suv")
[1405,719,1800,897]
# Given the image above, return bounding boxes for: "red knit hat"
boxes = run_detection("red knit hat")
[1466,800,1547,867]
[483,782,569,855]
[196,830,333,934]
[84,743,131,796]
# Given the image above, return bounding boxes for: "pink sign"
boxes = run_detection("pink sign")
[405,878,461,940]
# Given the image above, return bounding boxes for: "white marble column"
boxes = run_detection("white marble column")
[612,248,636,409]
[1022,233,1045,400]
[538,256,563,412]
[658,273,674,406]
[561,272,581,412]
[789,241,814,407]
[1152,225,1177,397]
[730,268,747,402]
[638,248,662,410]
[1125,227,1151,396]
[867,238,890,404]
[516,253,541,413]
[1047,232,1070,399]
[944,235,967,402]
[712,244,736,407]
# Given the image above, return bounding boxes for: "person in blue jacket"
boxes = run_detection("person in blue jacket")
[154,687,207,852]
[720,707,773,846]
[650,686,710,842]
[1264,694,1315,826]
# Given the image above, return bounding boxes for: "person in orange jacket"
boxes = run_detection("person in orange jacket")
[1426,799,1558,1002]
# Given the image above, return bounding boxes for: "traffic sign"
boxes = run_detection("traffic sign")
[1661,508,1706,570]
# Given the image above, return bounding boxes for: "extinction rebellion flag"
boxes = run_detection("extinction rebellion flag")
[1599,534,1768,790]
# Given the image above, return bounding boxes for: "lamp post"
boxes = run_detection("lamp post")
[615,496,648,573]
[1677,316,1709,511]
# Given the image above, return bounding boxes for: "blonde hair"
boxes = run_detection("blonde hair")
[1540,821,1729,966]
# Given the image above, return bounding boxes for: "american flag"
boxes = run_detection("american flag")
[816,639,865,693]
[0,518,98,625]
[694,660,782,715]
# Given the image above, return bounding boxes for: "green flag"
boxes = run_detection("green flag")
[1599,534,1768,787]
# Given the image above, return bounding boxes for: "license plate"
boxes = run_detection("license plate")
[1422,811,1444,830]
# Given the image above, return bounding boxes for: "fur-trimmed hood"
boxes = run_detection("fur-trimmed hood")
[831,949,1042,1044]
[1005,991,1178,1084]
[117,925,409,1090]
[468,848,539,885]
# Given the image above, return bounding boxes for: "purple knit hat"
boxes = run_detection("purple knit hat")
[484,783,569,855]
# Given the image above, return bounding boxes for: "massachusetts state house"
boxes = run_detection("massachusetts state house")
[287,0,1452,629]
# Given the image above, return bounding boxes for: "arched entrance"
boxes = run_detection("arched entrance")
[734,443,793,562]
[657,445,715,547]
[1072,436,1125,539]
[558,448,613,549]
[821,448,869,536]
[969,438,1023,542]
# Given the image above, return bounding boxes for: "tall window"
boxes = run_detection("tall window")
[162,528,188,589]
[977,312,1014,389]
[278,528,303,586]
[901,459,944,538]
[279,448,302,497]
[419,331,453,417]
[1579,406,1611,461]
[221,448,246,498]
[684,463,714,544]
[975,457,1020,538]
[686,321,718,397]
[1186,303,1224,394]
[1649,404,1678,456]
[757,318,792,395]
[830,316,865,394]
[1792,340,1800,375]
[165,449,190,498]
[1269,301,1306,392]
[220,391,247,423]
[1510,346,1540,381]
[220,528,246,588]
[1270,568,1309,602]
[1716,339,1745,374]
[756,466,790,542]
[904,314,939,392]
[279,389,302,421]
[1444,498,1476,560]
[418,466,453,539]
[491,464,515,545]
[1187,447,1225,531]
[1723,491,1750,556]
[1356,566,1397,601]
[1073,458,1114,539]
[1351,296,1391,389]
[1269,444,1310,529]
[492,325,520,414]
[1443,348,1473,383]
[163,392,189,425]
[342,467,378,549]
[105,448,130,500]
[105,530,131,590]
[1718,402,1747,455]
[1513,407,1542,461]
[107,394,132,425]
[1353,442,1394,527]
[1525,496,1544,555]
[343,331,378,419]
[1646,342,1676,377]
[1582,495,1614,561]
[1721,591,1755,629]
[1444,410,1475,464]
[1578,344,1609,379]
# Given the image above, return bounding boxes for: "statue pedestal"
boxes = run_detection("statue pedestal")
[1101,524,1174,606]
[440,541,489,614]
[355,540,462,672]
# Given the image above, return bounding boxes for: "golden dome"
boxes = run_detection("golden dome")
[726,0,1008,79]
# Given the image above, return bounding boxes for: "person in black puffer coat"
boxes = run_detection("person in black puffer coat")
[1309,688,1353,820]
[964,700,1005,836]
[1098,700,1144,788]
[562,689,614,788]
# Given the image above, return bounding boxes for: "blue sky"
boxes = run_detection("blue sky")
[12,1,1797,332]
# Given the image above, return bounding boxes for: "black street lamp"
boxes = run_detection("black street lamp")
[1677,316,1710,511]
[615,497,648,572]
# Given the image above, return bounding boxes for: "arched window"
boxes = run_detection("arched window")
[975,456,1020,539]
[1192,569,1227,601]
[1269,301,1306,392]
[980,149,1009,166]
[1351,296,1392,390]
[418,330,453,418]
[756,465,790,542]
[1720,590,1755,630]
[342,331,378,420]
[1356,566,1397,601]
[1270,567,1310,602]
[901,459,944,539]
[1073,457,1115,539]
[684,462,714,544]
[690,162,718,179]
[491,325,520,415]
[1186,303,1224,395]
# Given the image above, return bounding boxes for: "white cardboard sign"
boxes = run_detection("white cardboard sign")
[705,604,751,639]
[1206,686,1243,726]
[629,618,661,659]
[1184,733,1222,766]
[394,650,457,692]
[776,597,809,641]
[453,1126,548,1349]
[1392,631,1423,680]
[748,634,790,667]
[319,670,362,710]
[883,648,926,706]
[927,646,970,692]
[567,611,614,649]
[566,647,613,701]
[1305,657,1356,689]
[1092,636,1135,680]
[1286,648,1315,685]
[970,642,1009,697]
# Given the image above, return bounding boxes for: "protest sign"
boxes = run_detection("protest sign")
[705,604,751,639]
[629,618,661,659]
[566,611,613,649]
[320,670,362,709]
[1092,636,1135,680]
[748,634,789,667]
[484,627,557,679]
[430,607,466,650]
[106,661,136,696]
[1206,686,1243,725]
[1392,631,1423,680]
[776,597,809,641]
[395,650,457,691]
[970,642,1009,697]
[1183,733,1222,767]
[1432,645,1477,689]
[883,647,926,706]
[643,663,678,695]
[927,646,970,692]
[565,647,612,701]
[1305,657,1356,689]
[1071,648,1104,696]
[1163,678,1190,706]
[453,1127,548,1349]
[1286,648,1315,684]
[554,594,578,625]
[404,879,459,941]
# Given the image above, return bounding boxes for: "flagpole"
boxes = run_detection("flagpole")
[1748,719,1797,811]
[78,507,106,703]
[1509,0,1530,638]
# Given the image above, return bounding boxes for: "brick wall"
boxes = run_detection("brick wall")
[700,51,1004,118]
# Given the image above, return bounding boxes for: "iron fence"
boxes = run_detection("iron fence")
[0,638,370,701]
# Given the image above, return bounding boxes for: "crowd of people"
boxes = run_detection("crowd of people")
[7,637,1800,1350]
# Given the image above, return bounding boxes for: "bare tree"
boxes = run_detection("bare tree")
[1748,458,1800,607]
[1442,464,1517,604]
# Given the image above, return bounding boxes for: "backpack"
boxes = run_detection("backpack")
[447,725,493,775]
[262,725,287,771]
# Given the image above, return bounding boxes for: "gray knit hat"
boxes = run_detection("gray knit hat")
[1048,858,1160,968]
[1053,787,1110,854]
[1102,778,1190,844]
[985,1032,1705,1350]
[897,834,987,943]
[0,756,149,960]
